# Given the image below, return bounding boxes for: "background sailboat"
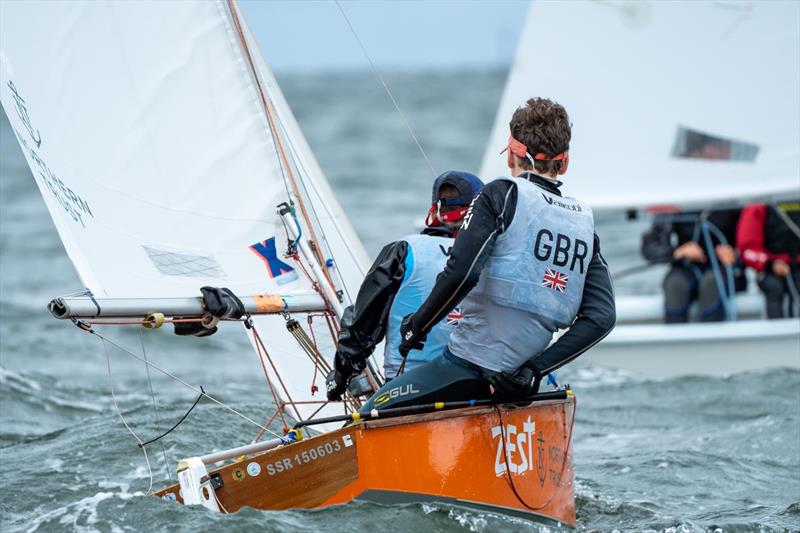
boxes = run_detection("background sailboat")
[480,0,800,376]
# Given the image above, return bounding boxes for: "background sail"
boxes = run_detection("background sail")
[480,0,800,212]
[0,0,376,428]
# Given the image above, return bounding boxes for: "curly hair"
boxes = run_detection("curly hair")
[509,98,571,175]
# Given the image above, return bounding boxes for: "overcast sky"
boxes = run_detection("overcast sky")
[238,0,530,72]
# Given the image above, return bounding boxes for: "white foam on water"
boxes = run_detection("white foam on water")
[45,458,64,472]
[26,492,113,533]
[0,365,42,391]
[97,480,130,494]
[566,364,643,389]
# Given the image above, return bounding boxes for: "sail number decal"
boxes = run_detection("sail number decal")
[5,80,93,228]
[264,435,349,476]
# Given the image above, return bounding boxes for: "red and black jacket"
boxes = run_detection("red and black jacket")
[737,202,800,272]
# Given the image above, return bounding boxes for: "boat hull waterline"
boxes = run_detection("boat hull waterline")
[155,399,577,526]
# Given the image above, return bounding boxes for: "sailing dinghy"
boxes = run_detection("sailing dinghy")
[0,1,576,525]
[481,0,800,377]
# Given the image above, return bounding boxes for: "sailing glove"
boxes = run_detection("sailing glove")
[200,286,245,319]
[398,313,427,357]
[327,350,365,401]
[487,364,541,400]
[326,369,349,401]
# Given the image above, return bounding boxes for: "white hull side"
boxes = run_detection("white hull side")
[587,319,800,377]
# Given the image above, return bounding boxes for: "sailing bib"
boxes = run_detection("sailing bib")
[384,234,457,377]
[449,177,594,372]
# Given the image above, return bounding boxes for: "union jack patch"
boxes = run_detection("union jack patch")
[542,268,568,293]
[446,307,463,326]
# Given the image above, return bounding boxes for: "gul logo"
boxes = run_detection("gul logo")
[491,416,537,477]
[250,237,298,285]
[373,384,420,407]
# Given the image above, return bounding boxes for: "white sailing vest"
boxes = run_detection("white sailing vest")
[384,234,457,377]
[448,177,594,372]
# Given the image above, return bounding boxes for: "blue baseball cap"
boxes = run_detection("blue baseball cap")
[431,171,484,207]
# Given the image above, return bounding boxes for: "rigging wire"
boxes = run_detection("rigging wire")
[87,328,280,437]
[101,337,154,496]
[334,0,437,178]
[139,329,172,481]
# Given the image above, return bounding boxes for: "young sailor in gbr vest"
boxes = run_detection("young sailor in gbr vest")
[325,172,484,401]
[360,98,616,413]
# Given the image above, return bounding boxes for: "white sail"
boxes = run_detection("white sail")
[481,1,800,212]
[0,0,376,428]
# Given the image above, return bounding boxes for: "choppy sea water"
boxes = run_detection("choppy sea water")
[1,70,798,533]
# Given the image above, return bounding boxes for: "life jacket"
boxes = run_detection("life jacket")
[448,176,595,373]
[384,233,458,377]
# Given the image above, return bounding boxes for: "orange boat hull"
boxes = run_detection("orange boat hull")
[156,397,576,526]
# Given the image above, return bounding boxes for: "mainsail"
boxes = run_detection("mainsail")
[0,0,377,427]
[481,0,800,212]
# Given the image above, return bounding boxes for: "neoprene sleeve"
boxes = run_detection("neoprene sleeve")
[335,240,408,374]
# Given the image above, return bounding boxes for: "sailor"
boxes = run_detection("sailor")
[325,171,484,402]
[737,201,800,318]
[359,97,616,413]
[640,209,746,323]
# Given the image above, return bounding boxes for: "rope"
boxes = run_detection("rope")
[138,329,172,481]
[250,325,293,430]
[252,409,282,444]
[494,396,576,512]
[700,222,736,321]
[87,318,204,326]
[138,388,204,448]
[100,337,154,495]
[307,315,323,394]
[88,329,278,437]
[250,325,303,422]
[334,0,437,178]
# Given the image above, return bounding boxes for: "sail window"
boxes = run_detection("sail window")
[143,246,226,278]
[672,126,758,162]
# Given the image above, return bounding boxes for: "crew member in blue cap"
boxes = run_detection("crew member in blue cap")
[326,171,484,401]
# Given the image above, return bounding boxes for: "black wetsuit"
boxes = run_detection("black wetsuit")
[360,174,616,413]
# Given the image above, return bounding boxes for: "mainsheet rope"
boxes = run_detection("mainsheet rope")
[100,336,154,495]
[138,329,172,481]
[87,328,280,437]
